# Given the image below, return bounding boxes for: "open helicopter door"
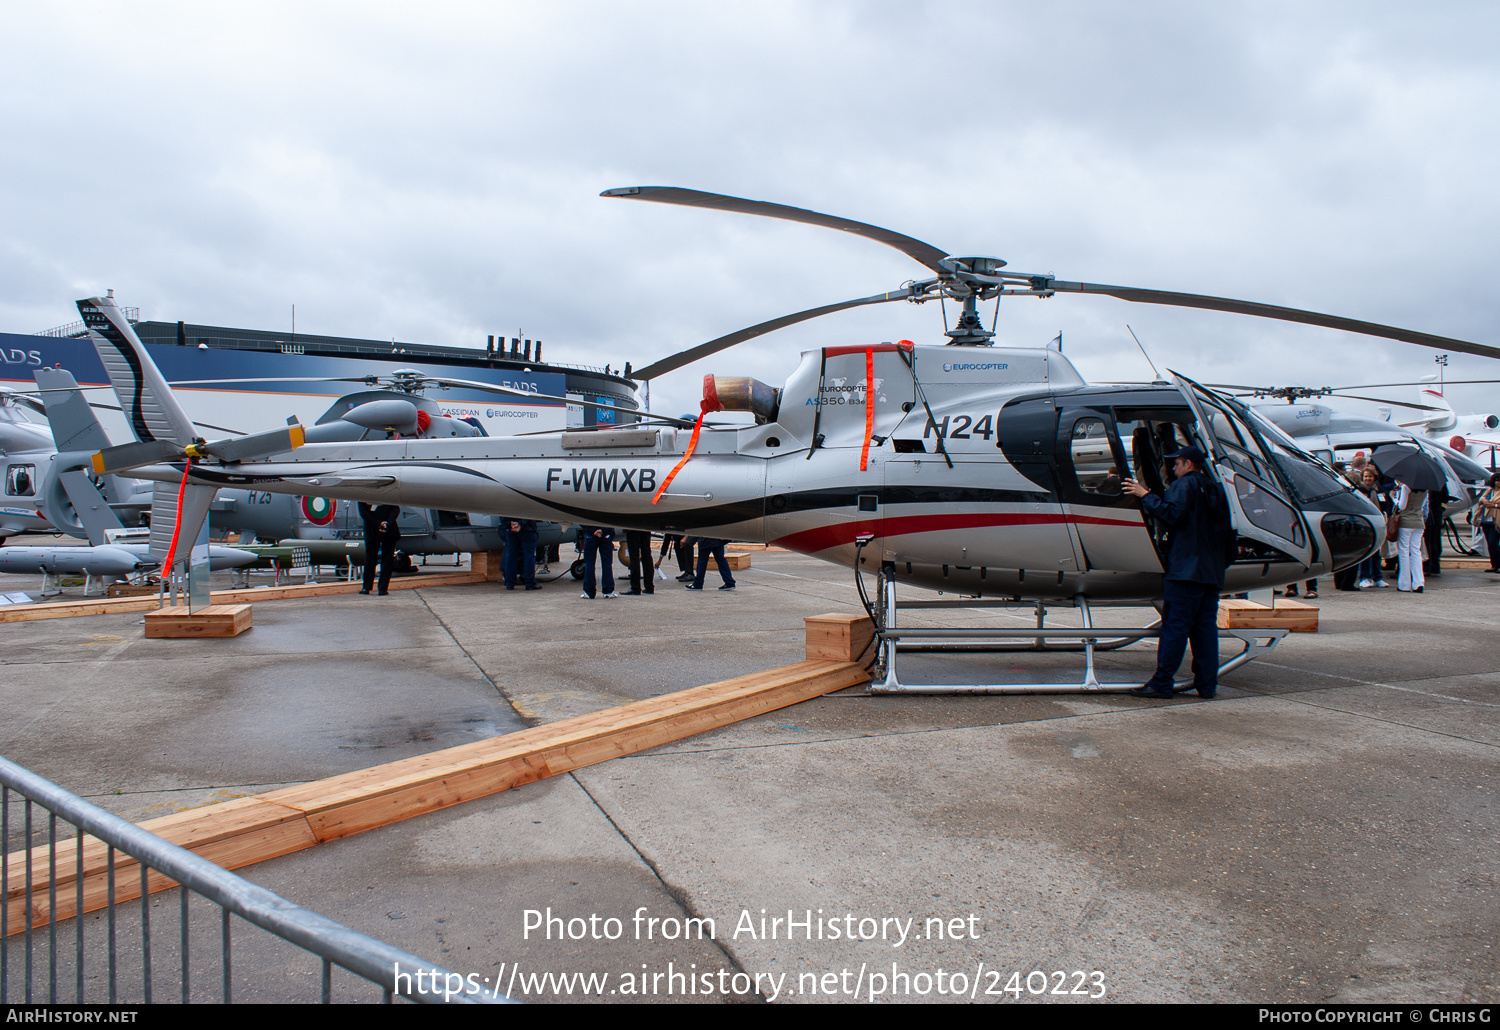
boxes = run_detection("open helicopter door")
[1169,372,1315,571]
[1054,406,1163,573]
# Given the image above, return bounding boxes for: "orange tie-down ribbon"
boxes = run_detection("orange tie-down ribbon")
[652,411,706,504]
[653,379,723,504]
[859,347,875,472]
[160,460,193,574]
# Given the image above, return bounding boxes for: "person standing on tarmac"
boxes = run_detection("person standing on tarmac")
[502,517,540,590]
[1121,445,1232,699]
[578,525,618,599]
[623,529,654,595]
[687,537,736,591]
[358,501,402,596]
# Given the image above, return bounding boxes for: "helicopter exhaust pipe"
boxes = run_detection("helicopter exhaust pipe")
[702,375,779,424]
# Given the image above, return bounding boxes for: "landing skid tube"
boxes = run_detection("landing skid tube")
[868,565,1286,695]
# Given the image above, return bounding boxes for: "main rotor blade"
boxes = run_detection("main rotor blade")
[416,376,691,426]
[167,376,375,387]
[1333,393,1445,411]
[1328,379,1500,390]
[1048,281,1500,360]
[629,287,915,382]
[602,187,951,273]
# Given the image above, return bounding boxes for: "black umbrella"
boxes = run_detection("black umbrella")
[1370,444,1448,492]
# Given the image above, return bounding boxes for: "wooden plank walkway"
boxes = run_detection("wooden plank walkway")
[5,658,869,932]
[0,570,487,623]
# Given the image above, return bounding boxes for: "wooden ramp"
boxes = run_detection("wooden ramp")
[5,657,868,932]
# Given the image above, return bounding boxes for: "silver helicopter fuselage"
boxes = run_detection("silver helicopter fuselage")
[158,342,1380,600]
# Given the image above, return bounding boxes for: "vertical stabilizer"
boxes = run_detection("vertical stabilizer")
[1418,388,1456,431]
[77,295,197,445]
[34,367,112,453]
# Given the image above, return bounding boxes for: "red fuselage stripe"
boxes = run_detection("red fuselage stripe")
[771,511,1143,554]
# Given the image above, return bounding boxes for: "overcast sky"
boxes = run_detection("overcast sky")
[3,1,1499,421]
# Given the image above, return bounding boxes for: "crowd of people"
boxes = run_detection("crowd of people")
[349,510,741,600]
[572,530,737,598]
[1289,451,1500,598]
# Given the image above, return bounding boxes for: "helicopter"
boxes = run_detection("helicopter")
[0,387,60,539]
[1203,378,1494,510]
[0,368,256,596]
[71,187,1500,686]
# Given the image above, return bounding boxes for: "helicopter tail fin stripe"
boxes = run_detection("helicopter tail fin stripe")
[77,295,197,446]
[651,410,707,504]
[859,348,875,472]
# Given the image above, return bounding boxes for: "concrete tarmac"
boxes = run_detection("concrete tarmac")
[1,551,1496,1003]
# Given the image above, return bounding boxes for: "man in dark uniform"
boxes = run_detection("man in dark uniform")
[503,517,540,590]
[578,525,617,599]
[358,501,402,596]
[1122,445,1230,699]
[1423,484,1449,577]
[623,529,654,595]
[687,537,736,591]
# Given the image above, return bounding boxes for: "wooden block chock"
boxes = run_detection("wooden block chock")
[1217,598,1318,633]
[805,612,876,662]
[470,550,505,581]
[143,604,253,638]
[723,552,752,571]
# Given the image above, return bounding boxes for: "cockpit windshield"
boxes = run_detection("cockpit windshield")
[1233,401,1348,504]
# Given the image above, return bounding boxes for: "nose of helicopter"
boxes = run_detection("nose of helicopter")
[1319,511,1380,572]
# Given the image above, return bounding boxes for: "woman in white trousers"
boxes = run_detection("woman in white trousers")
[1394,480,1428,593]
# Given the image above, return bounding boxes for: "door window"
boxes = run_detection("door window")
[1068,417,1122,495]
[6,465,34,496]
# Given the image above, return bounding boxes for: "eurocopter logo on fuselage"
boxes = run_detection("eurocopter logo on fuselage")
[942,362,1009,372]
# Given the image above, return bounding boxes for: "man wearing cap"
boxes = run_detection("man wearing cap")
[1121,445,1230,699]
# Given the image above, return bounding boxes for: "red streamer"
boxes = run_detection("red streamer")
[652,411,707,505]
[160,461,192,578]
[859,347,875,471]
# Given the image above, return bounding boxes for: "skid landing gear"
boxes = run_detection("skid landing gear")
[867,563,1285,695]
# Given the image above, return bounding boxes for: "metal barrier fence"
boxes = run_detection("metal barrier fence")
[0,755,513,1004]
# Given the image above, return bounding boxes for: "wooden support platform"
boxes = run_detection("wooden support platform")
[469,550,505,581]
[1218,598,1319,633]
[144,604,253,638]
[805,612,876,662]
[5,658,868,932]
[0,569,486,622]
[722,552,752,570]
[1443,557,1493,570]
